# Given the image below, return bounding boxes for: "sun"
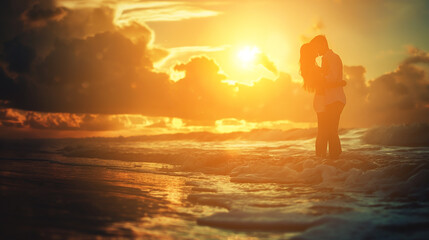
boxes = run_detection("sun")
[237,46,260,67]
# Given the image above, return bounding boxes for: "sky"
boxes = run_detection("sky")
[0,0,428,138]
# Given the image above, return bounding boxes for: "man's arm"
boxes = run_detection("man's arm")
[326,79,347,88]
[323,52,344,87]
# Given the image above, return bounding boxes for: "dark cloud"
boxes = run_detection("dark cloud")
[2,30,172,114]
[365,50,429,125]
[1,2,116,67]
[0,0,34,44]
[340,65,370,126]
[0,68,16,100]
[0,108,129,131]
[24,111,80,130]
[0,0,175,117]
[3,39,36,73]
[22,1,67,27]
[341,47,429,127]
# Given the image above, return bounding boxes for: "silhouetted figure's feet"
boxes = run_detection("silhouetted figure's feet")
[316,153,326,158]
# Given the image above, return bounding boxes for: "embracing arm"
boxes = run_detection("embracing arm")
[322,52,345,88]
[326,79,347,88]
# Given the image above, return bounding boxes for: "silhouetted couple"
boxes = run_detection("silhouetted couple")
[300,35,346,159]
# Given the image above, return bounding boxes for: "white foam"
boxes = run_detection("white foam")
[228,156,429,200]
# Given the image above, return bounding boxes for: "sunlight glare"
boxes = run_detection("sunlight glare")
[237,46,260,67]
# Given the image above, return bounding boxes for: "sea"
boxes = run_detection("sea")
[1,124,428,239]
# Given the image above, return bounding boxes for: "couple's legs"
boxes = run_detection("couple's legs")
[316,111,328,157]
[316,102,344,158]
[325,102,344,159]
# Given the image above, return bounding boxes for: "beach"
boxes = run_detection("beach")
[1,127,429,239]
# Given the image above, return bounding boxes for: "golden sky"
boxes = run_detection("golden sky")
[0,0,428,138]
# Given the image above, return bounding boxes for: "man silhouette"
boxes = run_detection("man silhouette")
[310,35,346,159]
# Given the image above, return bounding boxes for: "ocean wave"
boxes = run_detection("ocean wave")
[56,137,429,200]
[197,211,317,231]
[125,128,321,142]
[363,123,429,147]
[229,157,429,200]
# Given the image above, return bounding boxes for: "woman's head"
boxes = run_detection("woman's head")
[310,35,329,56]
[300,43,317,62]
[299,43,319,92]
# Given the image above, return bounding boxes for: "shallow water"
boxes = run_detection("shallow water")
[1,128,429,239]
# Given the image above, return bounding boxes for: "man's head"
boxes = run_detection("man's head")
[310,35,329,55]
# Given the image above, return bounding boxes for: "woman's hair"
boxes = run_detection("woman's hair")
[299,43,321,92]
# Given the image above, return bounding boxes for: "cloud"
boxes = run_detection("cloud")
[0,2,117,68]
[0,108,125,131]
[0,106,310,138]
[256,52,278,76]
[117,3,221,23]
[24,111,81,130]
[58,1,222,24]
[154,45,229,79]
[365,48,429,125]
[22,1,67,27]
[0,108,174,132]
[3,40,36,73]
[341,47,429,127]
[233,73,312,122]
[403,46,429,65]
[1,23,172,114]
[171,56,235,119]
[170,56,307,121]
[0,108,26,128]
